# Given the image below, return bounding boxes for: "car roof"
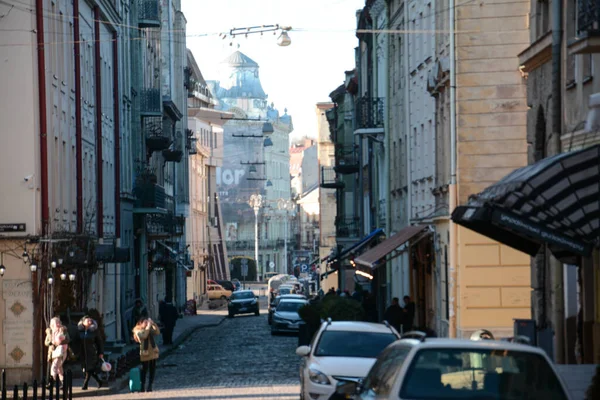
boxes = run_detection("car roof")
[233,290,254,294]
[389,338,549,355]
[322,321,398,334]
[280,294,306,298]
[279,284,294,288]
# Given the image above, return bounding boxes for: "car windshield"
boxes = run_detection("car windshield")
[314,330,398,358]
[400,348,569,400]
[231,291,254,300]
[276,301,305,312]
[279,288,292,295]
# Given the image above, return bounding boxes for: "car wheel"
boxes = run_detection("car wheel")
[220,295,226,300]
[271,330,276,336]
[255,310,260,316]
[228,312,234,318]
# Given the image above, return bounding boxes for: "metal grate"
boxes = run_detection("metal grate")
[140,88,162,116]
[578,0,600,33]
[355,96,384,130]
[138,0,161,28]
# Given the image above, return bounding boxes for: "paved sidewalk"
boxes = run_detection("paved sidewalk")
[68,309,227,398]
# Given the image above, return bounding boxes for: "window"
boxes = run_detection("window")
[313,331,398,358]
[399,349,569,400]
[361,344,411,397]
[582,54,593,81]
[537,0,550,38]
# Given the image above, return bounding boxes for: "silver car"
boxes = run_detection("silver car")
[270,298,308,335]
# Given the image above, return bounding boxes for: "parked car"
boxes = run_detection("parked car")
[268,294,307,325]
[207,284,232,300]
[271,298,308,335]
[227,290,259,317]
[217,280,236,292]
[333,333,571,400]
[296,320,400,400]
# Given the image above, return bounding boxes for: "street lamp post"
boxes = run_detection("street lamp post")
[277,199,295,275]
[248,194,263,280]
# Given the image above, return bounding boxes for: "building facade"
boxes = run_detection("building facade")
[0,0,190,383]
[209,51,294,279]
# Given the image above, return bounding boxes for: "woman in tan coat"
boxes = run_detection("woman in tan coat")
[133,318,160,392]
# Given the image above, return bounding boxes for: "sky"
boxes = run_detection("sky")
[181,0,365,141]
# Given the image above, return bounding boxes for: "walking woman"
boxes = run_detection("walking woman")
[133,318,160,392]
[77,315,104,390]
[44,317,70,388]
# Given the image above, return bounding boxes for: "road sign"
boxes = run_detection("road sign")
[240,258,248,265]
[242,264,248,276]
[301,264,308,273]
[269,261,275,269]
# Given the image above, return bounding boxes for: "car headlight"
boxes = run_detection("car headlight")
[251,299,257,304]
[308,368,331,385]
[273,314,285,322]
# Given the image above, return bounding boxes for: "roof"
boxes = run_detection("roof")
[278,298,308,303]
[389,338,549,355]
[322,321,398,334]
[221,51,259,67]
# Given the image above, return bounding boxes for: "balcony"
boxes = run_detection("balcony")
[140,88,162,117]
[334,145,359,174]
[355,96,384,133]
[571,0,600,54]
[138,0,161,28]
[146,213,185,238]
[320,166,344,189]
[335,216,360,238]
[133,182,166,211]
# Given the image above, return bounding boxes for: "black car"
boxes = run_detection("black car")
[228,290,260,317]
[217,280,236,292]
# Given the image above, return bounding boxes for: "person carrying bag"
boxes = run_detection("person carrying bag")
[133,318,160,392]
[45,317,70,389]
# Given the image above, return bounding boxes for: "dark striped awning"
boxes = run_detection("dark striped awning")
[452,144,600,264]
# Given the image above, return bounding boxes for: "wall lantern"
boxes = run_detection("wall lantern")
[68,272,76,281]
[60,272,67,281]
[30,263,37,272]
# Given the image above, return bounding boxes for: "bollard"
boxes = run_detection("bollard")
[23,382,28,400]
[13,385,18,400]
[66,370,72,400]
[48,379,53,400]
[32,380,37,400]
[40,377,46,400]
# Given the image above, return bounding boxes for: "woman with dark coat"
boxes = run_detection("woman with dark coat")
[77,316,104,390]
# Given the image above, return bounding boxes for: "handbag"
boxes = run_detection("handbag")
[140,331,157,357]
[51,345,65,359]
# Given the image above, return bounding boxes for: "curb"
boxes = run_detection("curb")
[72,316,227,398]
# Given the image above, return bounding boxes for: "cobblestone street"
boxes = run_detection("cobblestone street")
[78,300,301,399]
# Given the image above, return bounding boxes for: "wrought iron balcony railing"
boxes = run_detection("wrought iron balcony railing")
[335,216,360,238]
[320,166,344,189]
[355,96,384,130]
[138,0,161,28]
[334,145,359,174]
[134,182,166,210]
[146,213,185,238]
[140,88,162,117]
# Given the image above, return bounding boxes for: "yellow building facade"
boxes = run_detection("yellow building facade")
[450,0,532,338]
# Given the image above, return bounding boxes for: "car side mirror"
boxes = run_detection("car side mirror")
[336,380,358,396]
[295,345,311,357]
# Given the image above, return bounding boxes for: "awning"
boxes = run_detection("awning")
[327,228,385,262]
[451,144,600,264]
[355,225,429,269]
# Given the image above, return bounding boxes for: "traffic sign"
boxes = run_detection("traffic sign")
[301,264,308,272]
[242,264,248,276]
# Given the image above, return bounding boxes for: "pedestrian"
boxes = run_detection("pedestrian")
[77,315,104,390]
[402,295,416,332]
[383,297,404,333]
[133,298,148,325]
[45,317,70,389]
[159,296,178,345]
[133,318,160,392]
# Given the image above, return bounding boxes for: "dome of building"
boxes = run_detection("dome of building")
[215,51,266,99]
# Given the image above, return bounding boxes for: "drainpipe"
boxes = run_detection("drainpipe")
[448,0,459,338]
[113,30,122,341]
[384,5,392,307]
[74,0,83,232]
[403,3,412,297]
[94,6,103,237]
[551,0,565,363]
[34,0,48,380]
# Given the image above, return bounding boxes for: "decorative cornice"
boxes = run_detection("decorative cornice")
[518,31,552,73]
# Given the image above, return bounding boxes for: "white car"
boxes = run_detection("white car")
[296,320,401,400]
[335,334,572,400]
[271,298,309,335]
